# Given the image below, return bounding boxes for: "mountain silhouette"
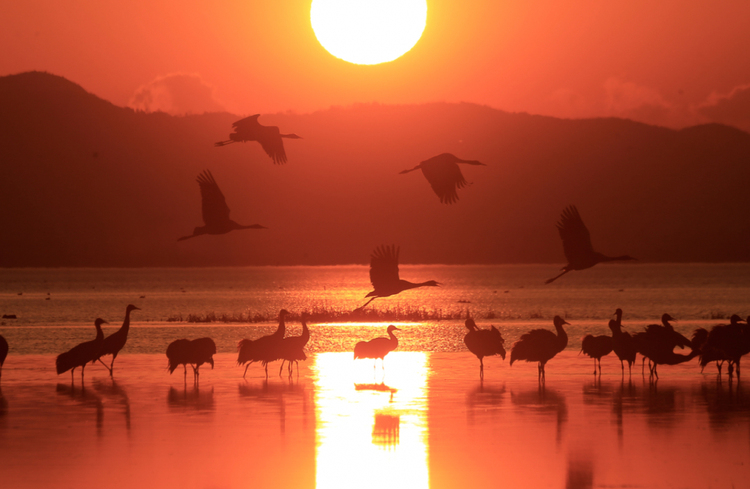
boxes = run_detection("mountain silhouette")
[1,71,749,267]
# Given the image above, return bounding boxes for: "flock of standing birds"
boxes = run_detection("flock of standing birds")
[1,115,746,385]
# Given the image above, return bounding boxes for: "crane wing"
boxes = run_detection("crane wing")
[258,125,288,165]
[420,155,467,204]
[196,170,231,226]
[232,114,261,130]
[369,245,401,289]
[556,205,594,264]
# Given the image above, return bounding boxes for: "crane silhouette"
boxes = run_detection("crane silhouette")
[610,309,637,375]
[633,313,692,377]
[463,318,506,379]
[279,312,310,377]
[215,114,301,165]
[178,170,267,241]
[237,309,288,378]
[95,304,140,376]
[357,245,439,310]
[56,318,107,383]
[693,315,749,378]
[399,153,486,204]
[354,325,401,370]
[581,332,613,375]
[545,206,635,284]
[0,334,7,377]
[166,337,216,383]
[510,316,569,381]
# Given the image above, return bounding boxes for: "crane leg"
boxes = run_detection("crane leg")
[109,356,116,377]
[243,363,250,378]
[279,360,285,377]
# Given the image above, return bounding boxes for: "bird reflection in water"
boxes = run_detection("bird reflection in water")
[465,382,505,425]
[566,453,594,489]
[56,383,104,436]
[511,385,568,445]
[354,382,397,402]
[167,385,215,412]
[239,379,310,435]
[699,380,750,430]
[372,413,400,449]
[93,379,131,432]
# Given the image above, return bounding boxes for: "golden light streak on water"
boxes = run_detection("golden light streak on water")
[313,352,430,489]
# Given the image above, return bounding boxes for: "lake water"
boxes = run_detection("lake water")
[0,264,749,488]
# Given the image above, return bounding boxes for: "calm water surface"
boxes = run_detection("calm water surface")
[0,264,749,488]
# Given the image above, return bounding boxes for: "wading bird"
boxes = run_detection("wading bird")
[215,114,301,165]
[178,170,267,241]
[610,310,637,374]
[399,153,486,204]
[581,332,613,375]
[633,313,691,375]
[510,316,569,381]
[354,325,401,369]
[545,206,635,284]
[237,309,289,378]
[357,245,439,310]
[463,318,506,379]
[56,318,107,383]
[693,315,749,378]
[96,304,140,376]
[166,337,216,383]
[279,313,310,376]
[0,334,7,375]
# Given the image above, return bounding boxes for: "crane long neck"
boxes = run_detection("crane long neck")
[95,323,104,342]
[555,324,568,349]
[301,321,309,342]
[388,330,399,345]
[121,310,133,333]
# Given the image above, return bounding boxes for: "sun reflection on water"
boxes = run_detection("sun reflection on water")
[313,352,429,489]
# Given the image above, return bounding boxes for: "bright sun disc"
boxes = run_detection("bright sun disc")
[311,0,427,65]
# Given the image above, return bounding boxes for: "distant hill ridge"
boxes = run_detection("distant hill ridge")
[1,71,749,267]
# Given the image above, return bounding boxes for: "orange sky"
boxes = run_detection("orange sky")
[4,1,750,130]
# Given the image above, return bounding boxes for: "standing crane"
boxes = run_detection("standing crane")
[96,304,140,376]
[510,316,569,381]
[0,334,8,377]
[166,337,217,383]
[215,114,301,165]
[354,325,401,370]
[399,153,486,204]
[357,245,439,310]
[463,318,506,379]
[545,206,635,284]
[237,309,289,378]
[279,312,310,377]
[178,170,267,241]
[610,309,637,375]
[56,318,107,383]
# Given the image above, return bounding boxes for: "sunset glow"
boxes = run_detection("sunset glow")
[314,352,430,489]
[311,0,427,65]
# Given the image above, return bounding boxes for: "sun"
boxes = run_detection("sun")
[311,0,427,65]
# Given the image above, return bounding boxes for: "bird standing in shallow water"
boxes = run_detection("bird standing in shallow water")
[510,316,569,382]
[610,309,637,375]
[357,245,439,310]
[237,309,289,378]
[56,318,107,383]
[354,325,401,371]
[166,337,216,383]
[96,304,140,376]
[463,318,506,380]
[0,334,8,376]
[178,170,266,241]
[215,114,301,165]
[581,332,613,375]
[399,153,486,204]
[279,313,310,377]
[545,206,635,284]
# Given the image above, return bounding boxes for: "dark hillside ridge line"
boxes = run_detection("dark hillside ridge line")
[1,71,749,267]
